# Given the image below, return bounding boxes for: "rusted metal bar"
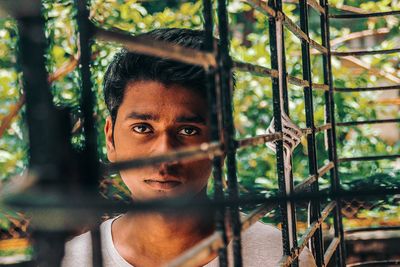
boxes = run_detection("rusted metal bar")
[301,123,332,135]
[345,226,400,234]
[346,260,400,267]
[236,133,283,148]
[338,154,400,163]
[279,12,328,54]
[287,75,310,87]
[294,161,334,193]
[202,0,228,265]
[307,0,325,14]
[106,142,223,174]
[311,83,329,91]
[247,0,327,54]
[247,0,276,17]
[75,0,100,188]
[299,1,324,263]
[320,0,346,264]
[217,0,243,265]
[233,60,279,78]
[336,118,400,127]
[330,10,400,19]
[318,161,335,177]
[334,84,400,92]
[94,27,217,68]
[278,201,336,267]
[315,123,332,132]
[323,237,340,265]
[268,0,296,261]
[165,203,275,267]
[165,232,224,267]
[332,47,400,57]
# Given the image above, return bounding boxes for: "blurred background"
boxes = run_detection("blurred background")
[0,0,399,265]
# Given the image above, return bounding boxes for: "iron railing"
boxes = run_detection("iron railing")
[0,0,399,267]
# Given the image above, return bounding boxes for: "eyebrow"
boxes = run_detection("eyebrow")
[176,115,206,125]
[125,112,206,125]
[126,112,160,121]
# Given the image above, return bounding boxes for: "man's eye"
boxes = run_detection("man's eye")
[178,127,199,136]
[132,125,152,134]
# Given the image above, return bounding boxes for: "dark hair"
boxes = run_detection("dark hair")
[103,28,208,125]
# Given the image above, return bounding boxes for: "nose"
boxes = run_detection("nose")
[151,131,178,155]
[151,132,181,176]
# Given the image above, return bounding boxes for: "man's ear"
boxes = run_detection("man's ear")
[105,116,116,162]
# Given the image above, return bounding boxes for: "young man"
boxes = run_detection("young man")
[62,28,316,267]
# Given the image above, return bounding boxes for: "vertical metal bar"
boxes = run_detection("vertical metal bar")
[75,0,102,266]
[16,2,62,183]
[91,227,102,267]
[202,0,228,266]
[268,0,294,263]
[319,1,346,266]
[298,1,324,266]
[75,0,100,187]
[274,2,299,265]
[217,0,243,266]
[16,2,72,266]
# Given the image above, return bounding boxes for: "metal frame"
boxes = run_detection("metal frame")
[1,0,399,266]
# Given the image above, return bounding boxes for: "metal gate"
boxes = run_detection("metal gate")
[0,0,399,266]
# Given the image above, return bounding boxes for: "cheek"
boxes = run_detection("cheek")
[185,159,213,182]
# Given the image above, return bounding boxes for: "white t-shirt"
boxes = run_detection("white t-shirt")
[61,216,316,267]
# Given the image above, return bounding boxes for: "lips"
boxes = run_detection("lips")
[144,179,182,190]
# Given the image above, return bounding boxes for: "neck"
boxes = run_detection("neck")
[112,196,216,266]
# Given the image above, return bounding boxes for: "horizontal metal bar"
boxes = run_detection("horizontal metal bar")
[338,154,400,163]
[301,123,332,135]
[311,83,329,91]
[336,118,400,126]
[331,47,400,56]
[318,161,335,177]
[279,201,336,267]
[324,237,340,265]
[240,203,275,230]
[278,12,328,54]
[0,0,42,18]
[334,84,400,92]
[315,123,332,132]
[295,174,317,193]
[236,133,283,149]
[330,10,400,19]
[246,0,327,53]
[294,161,334,193]
[345,226,400,234]
[246,0,276,17]
[7,187,400,227]
[106,142,223,174]
[166,202,275,267]
[94,27,217,68]
[287,76,329,91]
[233,60,279,78]
[287,75,310,87]
[307,0,325,14]
[165,231,224,267]
[347,260,400,267]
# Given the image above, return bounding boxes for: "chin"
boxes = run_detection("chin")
[131,187,205,202]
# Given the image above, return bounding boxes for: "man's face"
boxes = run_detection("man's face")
[105,80,212,201]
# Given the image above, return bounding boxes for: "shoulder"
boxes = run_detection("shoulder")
[61,231,93,267]
[240,221,283,266]
[240,221,316,267]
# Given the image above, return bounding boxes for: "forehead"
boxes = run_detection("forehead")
[118,80,208,120]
